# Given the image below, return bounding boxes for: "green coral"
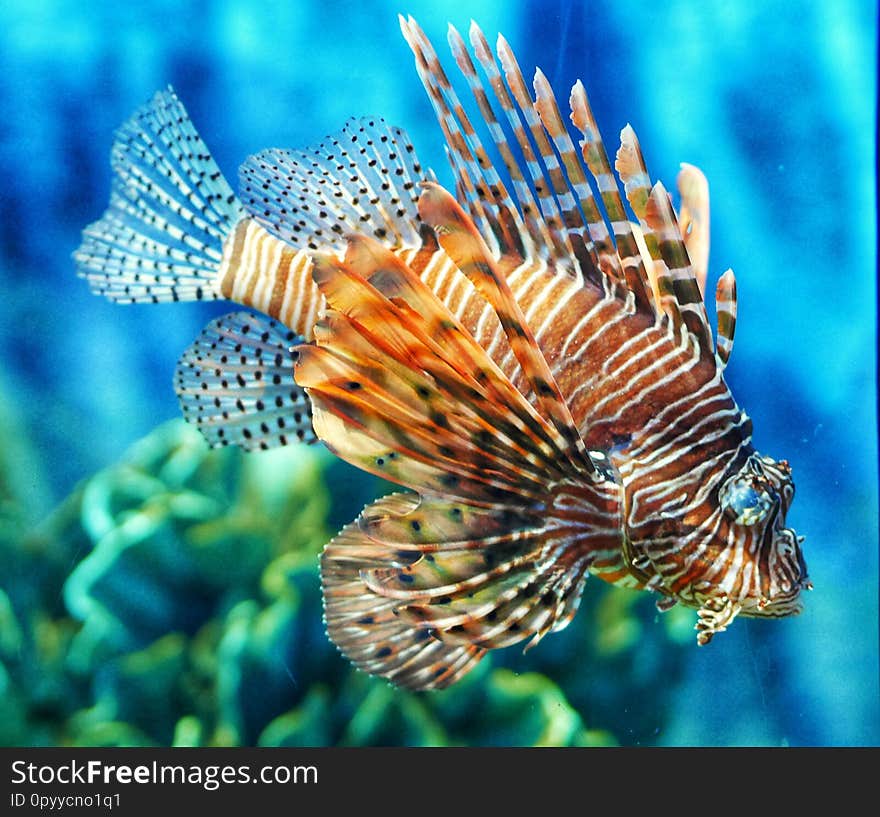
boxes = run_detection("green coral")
[1,413,690,747]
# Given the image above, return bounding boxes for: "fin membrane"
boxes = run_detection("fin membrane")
[175,311,314,450]
[238,117,425,255]
[75,87,243,303]
[322,490,594,690]
[401,17,723,360]
[322,493,486,690]
[676,163,711,295]
[299,224,623,689]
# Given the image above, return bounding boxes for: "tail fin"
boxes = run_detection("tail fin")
[74,88,244,303]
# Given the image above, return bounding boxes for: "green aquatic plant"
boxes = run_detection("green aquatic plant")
[1,414,690,747]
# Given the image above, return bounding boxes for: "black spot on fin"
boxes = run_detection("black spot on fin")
[75,87,243,303]
[238,117,425,254]
[175,310,314,451]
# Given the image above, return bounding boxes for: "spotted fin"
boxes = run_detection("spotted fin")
[357,494,591,652]
[174,311,314,450]
[74,87,243,303]
[322,488,598,690]
[238,118,426,256]
[321,493,487,690]
[298,221,624,689]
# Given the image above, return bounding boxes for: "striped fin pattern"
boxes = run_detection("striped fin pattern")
[418,182,597,472]
[644,182,712,354]
[492,34,585,268]
[714,269,737,367]
[321,493,486,690]
[175,311,314,450]
[75,88,243,303]
[614,125,664,306]
[400,18,517,261]
[448,26,552,261]
[238,118,425,255]
[616,127,734,364]
[615,125,653,224]
[400,17,726,364]
[297,230,623,689]
[399,18,623,280]
[615,125,688,331]
[568,81,653,311]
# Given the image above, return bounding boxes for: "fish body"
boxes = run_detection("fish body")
[75,17,809,689]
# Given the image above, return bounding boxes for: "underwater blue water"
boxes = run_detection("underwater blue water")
[0,0,876,746]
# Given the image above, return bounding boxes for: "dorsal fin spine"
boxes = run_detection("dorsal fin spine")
[447,24,532,257]
[714,268,737,367]
[402,17,509,257]
[646,182,713,354]
[466,23,560,262]
[494,34,576,263]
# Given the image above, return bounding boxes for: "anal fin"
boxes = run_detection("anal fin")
[175,311,314,451]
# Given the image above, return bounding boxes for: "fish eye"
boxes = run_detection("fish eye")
[719,475,774,525]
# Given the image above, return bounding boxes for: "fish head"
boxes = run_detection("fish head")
[718,452,810,617]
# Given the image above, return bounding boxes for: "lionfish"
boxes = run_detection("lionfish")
[74,17,810,690]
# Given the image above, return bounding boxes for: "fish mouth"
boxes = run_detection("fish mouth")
[751,512,810,618]
[744,574,812,618]
[753,596,804,618]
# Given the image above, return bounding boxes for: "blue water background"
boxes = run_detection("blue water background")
[0,0,876,745]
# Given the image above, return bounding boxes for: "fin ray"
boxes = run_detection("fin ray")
[74,88,243,303]
[714,268,737,367]
[322,494,486,690]
[239,118,424,254]
[175,311,314,450]
[305,220,624,690]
